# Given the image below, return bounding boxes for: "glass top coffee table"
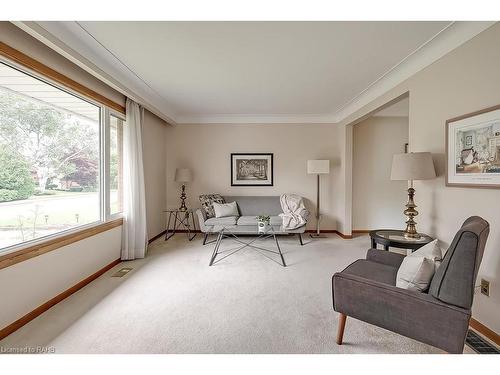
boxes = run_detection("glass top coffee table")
[369,229,434,252]
[207,225,303,267]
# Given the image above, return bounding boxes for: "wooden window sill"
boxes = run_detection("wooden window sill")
[0,218,123,270]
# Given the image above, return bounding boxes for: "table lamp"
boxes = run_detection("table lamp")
[307,160,330,238]
[174,168,192,211]
[390,152,436,239]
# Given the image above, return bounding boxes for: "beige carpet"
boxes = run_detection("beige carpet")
[0,233,472,354]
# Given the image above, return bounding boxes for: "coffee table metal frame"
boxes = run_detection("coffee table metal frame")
[208,225,288,267]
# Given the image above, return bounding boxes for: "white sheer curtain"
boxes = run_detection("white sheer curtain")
[122,98,148,260]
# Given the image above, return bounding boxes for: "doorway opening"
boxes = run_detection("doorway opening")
[352,96,409,231]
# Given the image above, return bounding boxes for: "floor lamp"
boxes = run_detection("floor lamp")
[307,160,330,238]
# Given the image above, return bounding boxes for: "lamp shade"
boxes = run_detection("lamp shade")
[174,168,192,183]
[307,160,330,174]
[390,152,436,181]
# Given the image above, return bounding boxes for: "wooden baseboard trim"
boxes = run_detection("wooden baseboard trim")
[469,318,500,346]
[0,258,121,340]
[335,231,353,239]
[304,229,353,239]
[352,230,371,234]
[305,229,337,233]
[149,230,205,243]
[148,230,167,244]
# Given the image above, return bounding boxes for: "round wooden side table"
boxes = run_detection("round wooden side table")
[369,229,434,252]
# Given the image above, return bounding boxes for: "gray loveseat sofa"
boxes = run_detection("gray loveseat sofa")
[196,196,306,245]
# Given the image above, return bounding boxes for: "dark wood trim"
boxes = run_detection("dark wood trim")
[0,41,126,114]
[469,317,500,346]
[230,153,274,186]
[445,103,500,189]
[0,258,121,340]
[148,230,167,244]
[305,229,337,233]
[352,230,371,234]
[335,231,353,239]
[303,229,353,239]
[0,218,123,270]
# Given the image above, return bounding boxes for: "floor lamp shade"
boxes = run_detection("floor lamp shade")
[307,160,330,174]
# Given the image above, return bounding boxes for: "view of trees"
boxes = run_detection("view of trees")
[0,144,35,201]
[0,90,100,202]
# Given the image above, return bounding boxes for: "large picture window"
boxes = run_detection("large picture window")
[0,61,123,251]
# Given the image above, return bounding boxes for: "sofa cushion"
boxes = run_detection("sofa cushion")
[236,215,282,226]
[199,194,225,218]
[342,259,398,286]
[205,216,238,226]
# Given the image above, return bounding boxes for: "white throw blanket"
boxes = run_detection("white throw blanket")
[279,194,308,230]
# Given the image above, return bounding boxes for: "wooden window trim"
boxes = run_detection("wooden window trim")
[0,218,123,270]
[0,41,125,114]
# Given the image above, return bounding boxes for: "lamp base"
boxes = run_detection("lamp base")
[403,187,420,239]
[179,184,188,211]
[404,231,421,239]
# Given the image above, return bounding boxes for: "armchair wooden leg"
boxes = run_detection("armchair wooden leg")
[336,313,347,345]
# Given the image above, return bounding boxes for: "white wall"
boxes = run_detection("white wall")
[0,227,121,330]
[142,110,168,240]
[352,116,409,230]
[165,123,341,230]
[339,23,500,332]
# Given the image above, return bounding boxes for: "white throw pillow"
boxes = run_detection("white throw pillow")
[213,201,239,218]
[396,257,435,291]
[396,239,442,291]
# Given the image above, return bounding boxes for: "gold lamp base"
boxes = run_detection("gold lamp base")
[403,187,421,239]
[179,184,188,212]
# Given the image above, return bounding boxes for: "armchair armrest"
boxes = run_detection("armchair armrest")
[196,209,209,232]
[366,249,405,268]
[332,272,470,353]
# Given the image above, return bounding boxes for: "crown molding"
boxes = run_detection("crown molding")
[176,113,337,124]
[11,21,496,125]
[332,21,496,123]
[12,21,178,125]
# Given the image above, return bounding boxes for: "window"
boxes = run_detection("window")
[0,61,123,251]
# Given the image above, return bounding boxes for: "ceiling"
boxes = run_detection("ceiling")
[17,21,495,124]
[78,21,448,122]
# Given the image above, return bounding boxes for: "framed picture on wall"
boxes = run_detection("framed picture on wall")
[446,103,500,188]
[231,153,273,186]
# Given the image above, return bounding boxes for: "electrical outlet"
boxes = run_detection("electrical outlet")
[480,279,490,297]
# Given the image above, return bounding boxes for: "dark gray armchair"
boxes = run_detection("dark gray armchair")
[332,216,490,353]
